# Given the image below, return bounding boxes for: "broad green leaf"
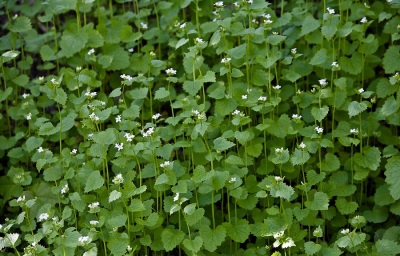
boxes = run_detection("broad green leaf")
[38,122,59,136]
[199,225,226,252]
[376,239,400,256]
[176,38,189,49]
[92,129,117,145]
[335,197,358,215]
[25,137,43,153]
[10,16,32,33]
[385,156,400,200]
[109,88,121,98]
[0,87,13,102]
[353,147,381,171]
[270,148,290,165]
[2,50,20,63]
[377,78,397,98]
[306,191,329,211]
[154,87,170,100]
[291,148,310,165]
[320,153,340,172]
[228,43,246,59]
[301,15,321,36]
[310,49,327,65]
[336,232,365,249]
[186,208,204,226]
[246,144,263,157]
[321,24,337,40]
[103,45,130,70]
[270,182,294,201]
[380,96,400,116]
[54,88,67,105]
[109,190,122,203]
[161,228,185,251]
[84,171,104,193]
[304,241,322,255]
[383,46,400,74]
[60,30,88,58]
[213,137,235,151]
[183,80,202,96]
[311,106,329,122]
[348,101,367,117]
[40,45,55,61]
[215,98,238,116]
[83,247,98,256]
[339,53,363,75]
[108,234,129,255]
[182,237,203,253]
[307,170,326,185]
[223,219,250,243]
[43,165,63,181]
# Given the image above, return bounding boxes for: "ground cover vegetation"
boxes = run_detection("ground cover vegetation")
[1,0,400,255]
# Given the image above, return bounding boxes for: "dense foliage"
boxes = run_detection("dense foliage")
[1,0,400,255]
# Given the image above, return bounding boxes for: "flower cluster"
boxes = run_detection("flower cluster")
[112,173,124,184]
[141,127,155,137]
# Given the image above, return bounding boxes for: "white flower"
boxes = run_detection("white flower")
[273,231,284,239]
[173,193,179,202]
[152,113,162,120]
[291,48,297,54]
[38,76,44,81]
[89,112,99,121]
[331,61,340,69]
[160,161,171,168]
[112,173,124,184]
[292,114,302,120]
[195,37,204,44]
[318,78,328,86]
[221,57,231,64]
[38,147,44,153]
[232,109,241,116]
[315,126,323,134]
[233,2,240,7]
[88,48,95,55]
[79,236,91,245]
[360,17,367,23]
[140,22,148,29]
[115,143,124,151]
[165,68,177,76]
[327,7,335,14]
[258,96,267,101]
[71,149,77,155]
[341,229,350,235]
[264,19,273,24]
[61,184,69,194]
[299,142,306,149]
[282,237,295,248]
[84,90,97,99]
[26,113,32,120]
[272,84,281,90]
[124,133,135,142]
[120,74,133,81]
[273,239,281,248]
[90,220,99,226]
[76,66,82,72]
[128,48,134,52]
[141,127,155,137]
[115,115,122,123]
[51,78,58,84]
[274,176,284,181]
[247,0,253,4]
[88,202,100,209]
[179,22,187,29]
[350,128,359,134]
[127,245,133,252]
[38,213,49,222]
[242,94,247,100]
[192,109,200,116]
[229,177,237,183]
[358,88,364,94]
[22,93,29,99]
[275,148,284,153]
[17,195,26,203]
[215,1,224,7]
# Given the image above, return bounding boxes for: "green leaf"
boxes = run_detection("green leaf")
[109,190,122,203]
[92,129,116,145]
[223,219,250,243]
[335,197,358,215]
[311,106,329,122]
[43,165,63,181]
[0,87,13,102]
[301,15,321,36]
[339,53,363,75]
[10,16,32,32]
[60,30,88,58]
[40,45,55,61]
[161,228,185,252]
[228,43,247,59]
[109,88,121,98]
[306,192,329,211]
[383,46,400,74]
[54,88,67,105]
[210,30,221,46]
[183,80,202,96]
[176,38,189,49]
[380,96,400,116]
[291,149,310,165]
[1,50,20,63]
[108,233,129,255]
[385,156,400,200]
[182,237,203,253]
[321,24,337,40]
[309,49,327,65]
[25,137,43,153]
[354,147,381,171]
[320,153,340,172]
[84,171,105,193]
[307,170,326,186]
[103,45,129,70]
[186,208,204,226]
[38,122,59,136]
[304,241,322,255]
[199,225,226,252]
[215,98,238,116]
[98,55,113,68]
[270,182,294,201]
[247,144,263,157]
[200,71,216,83]
[154,87,170,100]
[376,239,400,256]
[348,101,367,117]
[213,137,235,151]
[83,247,98,256]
